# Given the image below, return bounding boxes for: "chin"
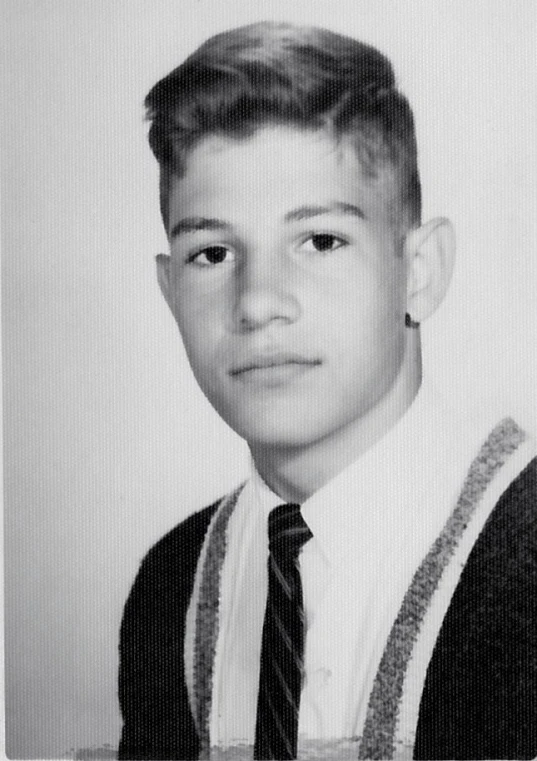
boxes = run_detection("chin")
[224,411,336,452]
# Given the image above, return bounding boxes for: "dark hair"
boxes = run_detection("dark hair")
[145,21,421,231]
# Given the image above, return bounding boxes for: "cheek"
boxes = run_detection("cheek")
[327,263,400,327]
[324,268,405,366]
[178,315,212,362]
[174,298,225,377]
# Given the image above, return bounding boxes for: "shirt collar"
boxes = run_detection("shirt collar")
[246,460,283,516]
[247,379,487,568]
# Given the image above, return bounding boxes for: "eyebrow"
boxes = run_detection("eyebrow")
[284,202,366,223]
[170,217,231,240]
[169,202,366,240]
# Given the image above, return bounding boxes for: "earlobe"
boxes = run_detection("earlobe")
[405,217,455,325]
[155,253,173,309]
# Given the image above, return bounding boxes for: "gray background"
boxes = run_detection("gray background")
[2,0,536,757]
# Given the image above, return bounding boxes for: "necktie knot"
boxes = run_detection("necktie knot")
[268,503,313,561]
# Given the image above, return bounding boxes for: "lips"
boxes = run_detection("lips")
[230,352,321,387]
[230,351,321,376]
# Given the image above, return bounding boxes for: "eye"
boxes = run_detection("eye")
[188,245,235,267]
[301,233,346,253]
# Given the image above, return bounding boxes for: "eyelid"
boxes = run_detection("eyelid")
[176,231,349,264]
[298,232,348,250]
[186,243,236,266]
[299,228,348,241]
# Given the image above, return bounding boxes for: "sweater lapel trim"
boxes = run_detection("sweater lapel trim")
[358,417,526,759]
[187,485,245,759]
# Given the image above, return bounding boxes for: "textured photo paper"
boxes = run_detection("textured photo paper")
[3,1,537,759]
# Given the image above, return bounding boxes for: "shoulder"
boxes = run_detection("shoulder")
[119,499,225,704]
[501,451,537,498]
[122,498,223,611]
[144,500,222,570]
[414,455,537,759]
[481,438,537,539]
[118,500,225,760]
[483,453,537,555]
[468,415,536,530]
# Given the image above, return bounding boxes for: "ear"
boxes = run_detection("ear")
[404,217,455,324]
[155,253,174,311]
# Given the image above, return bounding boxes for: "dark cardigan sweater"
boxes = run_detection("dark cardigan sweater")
[118,457,537,760]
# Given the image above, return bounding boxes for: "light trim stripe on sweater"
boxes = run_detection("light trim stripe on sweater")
[188,418,525,760]
[358,417,525,759]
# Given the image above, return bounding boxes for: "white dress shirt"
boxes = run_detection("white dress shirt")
[207,381,499,749]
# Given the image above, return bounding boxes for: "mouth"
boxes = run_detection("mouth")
[230,353,321,387]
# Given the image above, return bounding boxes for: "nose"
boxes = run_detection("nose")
[232,255,301,332]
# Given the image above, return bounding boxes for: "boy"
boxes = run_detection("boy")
[118,22,537,760]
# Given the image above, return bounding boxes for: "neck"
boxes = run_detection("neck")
[250,338,422,504]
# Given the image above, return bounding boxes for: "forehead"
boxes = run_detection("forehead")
[168,127,399,228]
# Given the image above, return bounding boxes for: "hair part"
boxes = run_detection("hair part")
[145,22,421,233]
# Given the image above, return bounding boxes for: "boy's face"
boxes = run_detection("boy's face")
[158,127,411,450]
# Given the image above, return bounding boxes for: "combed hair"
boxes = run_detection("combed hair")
[145,22,421,231]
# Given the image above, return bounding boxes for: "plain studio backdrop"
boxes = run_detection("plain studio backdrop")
[2,0,536,757]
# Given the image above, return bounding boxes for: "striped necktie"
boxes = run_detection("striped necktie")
[254,503,313,760]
